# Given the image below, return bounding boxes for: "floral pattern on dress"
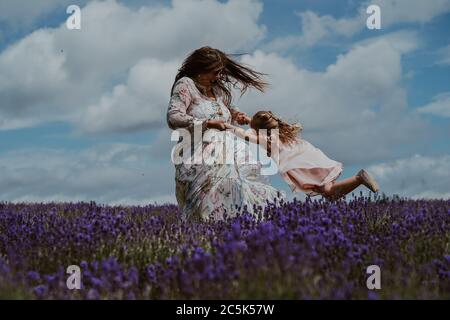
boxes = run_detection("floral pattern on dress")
[167,76,285,221]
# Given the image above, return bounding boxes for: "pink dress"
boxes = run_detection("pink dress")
[276,138,343,196]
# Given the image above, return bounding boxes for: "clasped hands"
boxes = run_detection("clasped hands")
[206,111,251,131]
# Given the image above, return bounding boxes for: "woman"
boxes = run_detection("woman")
[167,46,285,221]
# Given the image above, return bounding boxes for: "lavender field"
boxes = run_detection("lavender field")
[0,194,449,300]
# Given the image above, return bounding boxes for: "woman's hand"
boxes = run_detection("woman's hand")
[206,119,227,131]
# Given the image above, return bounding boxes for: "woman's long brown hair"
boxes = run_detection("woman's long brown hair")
[171,46,268,106]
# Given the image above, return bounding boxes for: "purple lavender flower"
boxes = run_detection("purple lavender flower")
[0,196,448,299]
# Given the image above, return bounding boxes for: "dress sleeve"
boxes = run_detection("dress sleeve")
[167,79,207,131]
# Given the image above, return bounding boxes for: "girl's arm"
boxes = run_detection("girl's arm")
[224,123,268,149]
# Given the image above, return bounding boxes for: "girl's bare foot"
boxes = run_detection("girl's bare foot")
[357,169,379,193]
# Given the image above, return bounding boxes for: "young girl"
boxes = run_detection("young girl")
[224,111,379,200]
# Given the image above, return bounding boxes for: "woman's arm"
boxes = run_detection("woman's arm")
[167,79,207,132]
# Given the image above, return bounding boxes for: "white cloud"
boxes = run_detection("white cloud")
[265,0,450,51]
[373,0,450,25]
[265,10,362,51]
[0,0,266,133]
[0,29,71,128]
[367,154,450,199]
[75,58,180,134]
[0,142,177,206]
[232,31,430,166]
[416,92,450,117]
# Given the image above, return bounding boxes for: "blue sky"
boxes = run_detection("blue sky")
[0,0,449,205]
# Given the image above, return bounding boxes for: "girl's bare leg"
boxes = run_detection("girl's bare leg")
[321,176,362,200]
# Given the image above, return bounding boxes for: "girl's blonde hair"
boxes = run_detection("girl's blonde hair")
[250,111,303,146]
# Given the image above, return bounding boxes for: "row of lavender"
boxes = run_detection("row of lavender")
[0,194,449,299]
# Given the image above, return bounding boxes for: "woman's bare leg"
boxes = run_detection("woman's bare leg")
[322,176,362,200]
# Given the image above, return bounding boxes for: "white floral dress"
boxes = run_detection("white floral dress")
[167,76,285,221]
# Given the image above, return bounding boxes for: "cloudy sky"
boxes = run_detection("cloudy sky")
[0,0,449,205]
